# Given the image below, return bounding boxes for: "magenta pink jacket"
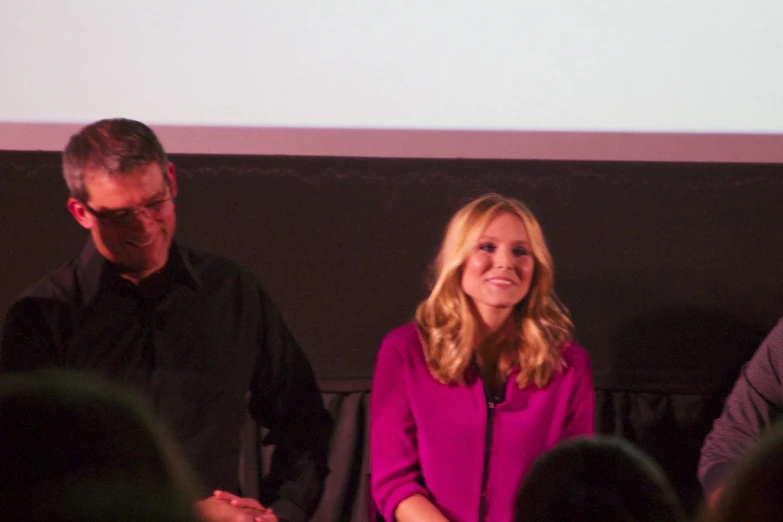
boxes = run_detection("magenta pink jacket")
[370,323,594,522]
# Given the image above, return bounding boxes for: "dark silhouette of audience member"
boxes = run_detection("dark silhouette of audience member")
[0,369,201,521]
[515,436,687,522]
[704,420,783,522]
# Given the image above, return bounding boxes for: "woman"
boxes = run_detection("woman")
[370,193,594,522]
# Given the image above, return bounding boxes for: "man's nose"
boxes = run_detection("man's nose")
[124,208,157,230]
[134,207,154,219]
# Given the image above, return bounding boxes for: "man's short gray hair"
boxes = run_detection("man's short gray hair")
[62,118,168,202]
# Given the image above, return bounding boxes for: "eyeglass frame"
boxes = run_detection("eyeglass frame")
[81,190,176,227]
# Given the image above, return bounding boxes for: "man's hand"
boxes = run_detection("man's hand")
[196,491,278,522]
[708,487,724,510]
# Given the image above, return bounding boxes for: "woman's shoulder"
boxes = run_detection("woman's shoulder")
[375,323,427,375]
[560,340,592,371]
[380,323,423,353]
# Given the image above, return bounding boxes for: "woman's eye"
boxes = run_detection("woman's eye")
[479,243,495,253]
[513,247,530,257]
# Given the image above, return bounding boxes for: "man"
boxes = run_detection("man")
[699,318,783,506]
[0,118,332,522]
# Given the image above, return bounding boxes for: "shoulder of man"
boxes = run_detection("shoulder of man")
[174,243,262,286]
[16,257,81,304]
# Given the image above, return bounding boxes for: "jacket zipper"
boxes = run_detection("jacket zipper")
[478,380,495,522]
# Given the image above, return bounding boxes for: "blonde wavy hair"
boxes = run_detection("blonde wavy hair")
[414,193,573,388]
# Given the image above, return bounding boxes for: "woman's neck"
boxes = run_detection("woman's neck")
[474,304,513,336]
[475,314,514,348]
[474,317,516,376]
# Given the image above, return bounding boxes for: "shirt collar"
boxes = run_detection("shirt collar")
[167,240,201,290]
[76,236,200,305]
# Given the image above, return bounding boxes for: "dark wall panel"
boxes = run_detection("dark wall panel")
[2,151,782,395]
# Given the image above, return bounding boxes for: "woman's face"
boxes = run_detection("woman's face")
[461,212,535,330]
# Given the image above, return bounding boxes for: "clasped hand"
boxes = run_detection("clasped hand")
[197,490,278,522]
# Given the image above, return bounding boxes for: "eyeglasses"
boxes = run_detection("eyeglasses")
[83,194,175,227]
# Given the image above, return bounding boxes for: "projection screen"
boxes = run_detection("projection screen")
[1,1,781,162]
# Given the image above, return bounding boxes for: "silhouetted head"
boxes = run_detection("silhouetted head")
[706,420,783,522]
[0,370,200,521]
[515,436,686,522]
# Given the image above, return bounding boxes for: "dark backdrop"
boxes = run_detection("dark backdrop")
[2,150,782,517]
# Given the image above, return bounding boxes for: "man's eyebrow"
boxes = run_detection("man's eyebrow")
[146,188,168,202]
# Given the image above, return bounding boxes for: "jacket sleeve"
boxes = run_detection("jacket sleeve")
[370,330,431,521]
[562,344,596,438]
[698,318,783,496]
[1,298,59,372]
[248,288,333,522]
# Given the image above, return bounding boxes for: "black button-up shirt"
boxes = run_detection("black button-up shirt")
[0,238,331,522]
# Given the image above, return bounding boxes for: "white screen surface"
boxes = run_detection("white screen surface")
[2,1,782,162]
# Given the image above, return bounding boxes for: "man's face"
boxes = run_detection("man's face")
[68,162,178,283]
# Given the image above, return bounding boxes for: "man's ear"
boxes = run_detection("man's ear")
[67,197,93,230]
[166,162,178,198]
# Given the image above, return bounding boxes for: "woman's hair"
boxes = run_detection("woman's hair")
[515,436,687,522]
[705,420,783,522]
[414,193,573,388]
